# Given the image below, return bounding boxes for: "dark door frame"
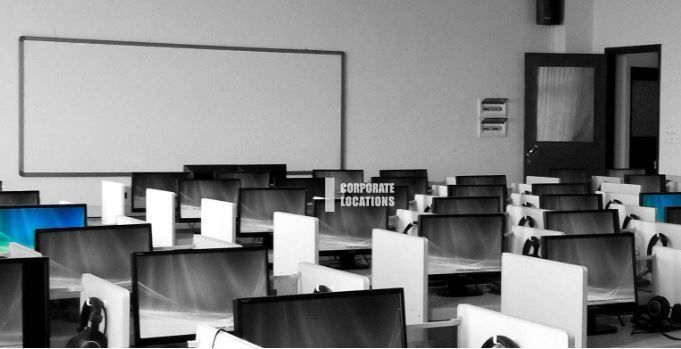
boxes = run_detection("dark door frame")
[604,44,661,171]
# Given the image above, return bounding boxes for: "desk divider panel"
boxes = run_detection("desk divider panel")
[273,212,318,277]
[509,193,539,208]
[629,220,681,255]
[457,304,569,348]
[101,181,125,225]
[145,189,176,248]
[501,253,587,348]
[507,226,564,256]
[525,176,561,185]
[200,199,236,244]
[396,209,431,236]
[297,262,369,294]
[194,324,260,348]
[81,274,130,348]
[610,203,656,229]
[431,185,448,197]
[600,182,642,195]
[506,205,548,229]
[414,194,434,212]
[372,229,427,325]
[597,191,639,208]
[591,176,622,192]
[653,246,681,305]
[517,183,532,194]
[8,242,42,258]
[445,177,456,185]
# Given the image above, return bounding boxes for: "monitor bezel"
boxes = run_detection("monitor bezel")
[431,196,501,214]
[130,172,189,213]
[177,178,241,223]
[530,182,590,195]
[0,190,41,206]
[543,209,621,235]
[538,193,604,211]
[237,188,308,237]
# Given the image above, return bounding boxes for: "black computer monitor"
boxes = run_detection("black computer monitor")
[544,210,620,235]
[350,186,409,217]
[184,164,286,183]
[446,184,507,209]
[531,183,590,195]
[35,224,152,289]
[608,168,647,179]
[665,207,681,225]
[625,174,666,193]
[274,177,326,203]
[0,257,49,348]
[312,169,364,193]
[234,288,407,348]
[640,192,681,222]
[215,171,270,188]
[548,168,589,183]
[0,190,40,206]
[542,233,637,335]
[178,179,241,223]
[418,214,505,296]
[371,176,428,200]
[379,169,428,180]
[539,194,603,211]
[454,175,507,186]
[131,172,189,212]
[132,248,269,346]
[431,196,501,214]
[314,199,388,253]
[0,204,87,254]
[238,188,307,236]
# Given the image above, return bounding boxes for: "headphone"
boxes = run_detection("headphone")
[66,297,108,348]
[481,335,518,348]
[424,205,432,212]
[403,221,418,235]
[518,216,535,228]
[648,296,681,324]
[521,237,541,257]
[605,199,623,210]
[622,213,640,231]
[645,233,670,275]
[314,284,332,293]
[522,202,534,208]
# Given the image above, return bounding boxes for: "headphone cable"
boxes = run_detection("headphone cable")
[212,328,230,348]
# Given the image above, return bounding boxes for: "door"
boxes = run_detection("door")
[524,53,607,178]
[629,67,659,172]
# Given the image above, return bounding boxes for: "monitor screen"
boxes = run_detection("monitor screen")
[665,207,681,224]
[531,183,590,195]
[351,186,409,217]
[372,176,428,199]
[607,168,646,179]
[544,210,620,235]
[131,172,188,212]
[446,184,507,209]
[0,257,49,348]
[379,169,428,180]
[274,177,325,203]
[539,194,603,211]
[239,189,307,235]
[312,170,364,193]
[542,233,637,308]
[640,192,681,222]
[625,174,666,193]
[431,196,500,214]
[0,204,87,253]
[0,191,40,206]
[184,164,286,183]
[132,248,268,346]
[548,168,589,183]
[454,175,507,186]
[314,199,388,251]
[215,171,270,188]
[418,214,505,275]
[234,288,406,348]
[178,179,240,222]
[35,224,152,289]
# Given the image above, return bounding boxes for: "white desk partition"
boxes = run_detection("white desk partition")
[509,193,539,207]
[8,242,42,258]
[506,226,564,256]
[414,194,435,212]
[372,229,427,325]
[517,183,532,194]
[396,209,431,236]
[297,262,369,293]
[591,176,622,192]
[101,180,126,225]
[273,212,318,277]
[610,204,656,229]
[501,253,587,348]
[525,176,560,185]
[115,215,147,225]
[600,182,642,195]
[146,189,176,248]
[629,220,681,255]
[445,177,456,185]
[598,191,639,208]
[430,185,448,197]
[194,324,260,348]
[457,304,569,348]
[653,246,681,305]
[81,274,130,348]
[200,199,236,244]
[506,205,548,229]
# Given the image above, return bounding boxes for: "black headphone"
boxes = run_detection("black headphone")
[622,213,640,231]
[605,199,623,210]
[632,296,681,338]
[518,216,535,228]
[521,237,541,257]
[314,284,332,293]
[424,205,431,212]
[522,202,534,208]
[645,233,670,275]
[403,221,418,234]
[481,335,518,348]
[66,297,108,348]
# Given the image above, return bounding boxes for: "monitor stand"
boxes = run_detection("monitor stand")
[587,309,618,335]
[435,276,483,297]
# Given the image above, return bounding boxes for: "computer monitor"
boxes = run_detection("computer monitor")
[446,184,507,209]
[379,169,428,180]
[454,175,507,186]
[371,176,428,200]
[312,169,364,193]
[542,233,637,334]
[640,192,681,222]
[35,224,152,289]
[234,288,407,348]
[238,188,307,236]
[548,168,589,183]
[607,168,647,179]
[418,214,504,296]
[350,186,409,217]
[215,171,270,188]
[0,204,87,253]
[274,177,325,203]
[531,183,590,195]
[0,180,2,190]
[625,174,666,193]
[539,194,603,211]
[131,172,188,212]
[184,164,286,184]
[0,190,40,206]
[178,179,241,222]
[431,196,501,214]
[0,257,49,348]
[132,248,269,346]
[544,210,620,235]
[665,207,681,225]
[314,199,388,252]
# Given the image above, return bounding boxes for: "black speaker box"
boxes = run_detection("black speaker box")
[537,0,564,25]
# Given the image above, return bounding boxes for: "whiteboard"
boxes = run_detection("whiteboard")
[20,37,343,175]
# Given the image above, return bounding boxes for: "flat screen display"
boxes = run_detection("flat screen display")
[531,183,589,195]
[185,164,286,183]
[454,175,507,186]
[431,196,500,214]
[132,248,268,346]
[665,207,681,224]
[0,204,87,253]
[274,177,325,203]
[312,170,364,193]
[0,191,40,206]
[239,189,306,235]
[372,176,428,200]
[131,172,188,212]
[544,210,619,236]
[314,200,387,251]
[640,192,681,222]
[446,184,507,209]
[539,194,602,211]
[178,179,240,222]
[215,171,270,188]
[625,174,666,193]
[607,168,646,179]
[379,169,428,179]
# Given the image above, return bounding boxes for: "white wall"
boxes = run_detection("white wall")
[0,0,552,210]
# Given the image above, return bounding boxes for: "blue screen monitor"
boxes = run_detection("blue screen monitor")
[640,192,681,222]
[0,204,87,253]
